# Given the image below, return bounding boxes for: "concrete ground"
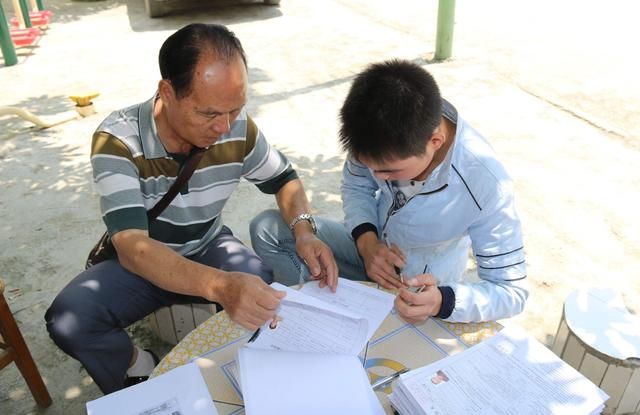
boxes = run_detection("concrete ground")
[1,0,639,413]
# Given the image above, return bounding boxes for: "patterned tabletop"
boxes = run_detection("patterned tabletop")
[152,303,501,377]
[150,284,502,414]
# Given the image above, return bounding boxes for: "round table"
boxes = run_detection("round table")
[151,287,502,414]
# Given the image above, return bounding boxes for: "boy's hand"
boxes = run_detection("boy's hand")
[394,274,441,324]
[357,235,405,289]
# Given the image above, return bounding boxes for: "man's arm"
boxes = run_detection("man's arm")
[91,130,284,331]
[239,117,337,291]
[111,229,284,330]
[273,179,338,291]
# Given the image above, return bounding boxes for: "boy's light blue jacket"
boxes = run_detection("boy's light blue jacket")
[341,109,528,323]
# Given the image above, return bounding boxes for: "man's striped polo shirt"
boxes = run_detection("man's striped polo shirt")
[91,96,296,256]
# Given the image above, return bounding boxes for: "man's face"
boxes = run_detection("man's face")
[164,53,248,149]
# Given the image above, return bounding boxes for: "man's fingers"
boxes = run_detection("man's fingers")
[319,248,338,292]
[303,253,322,277]
[251,305,277,323]
[235,313,264,331]
[256,288,285,310]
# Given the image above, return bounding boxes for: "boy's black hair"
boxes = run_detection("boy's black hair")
[339,60,442,162]
[159,23,247,99]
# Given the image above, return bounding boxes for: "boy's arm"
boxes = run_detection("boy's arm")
[449,182,528,322]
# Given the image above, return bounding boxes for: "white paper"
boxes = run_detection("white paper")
[86,363,218,415]
[391,326,609,415]
[238,348,384,415]
[248,282,369,355]
[300,278,395,340]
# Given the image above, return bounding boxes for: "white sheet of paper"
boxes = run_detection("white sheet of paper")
[300,278,395,340]
[237,347,385,415]
[392,326,609,415]
[86,363,218,415]
[249,283,369,355]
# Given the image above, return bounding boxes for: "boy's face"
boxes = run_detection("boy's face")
[360,125,447,182]
[361,149,434,181]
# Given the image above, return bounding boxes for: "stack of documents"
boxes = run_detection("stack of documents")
[87,363,218,415]
[237,278,394,415]
[389,326,609,415]
[238,348,383,415]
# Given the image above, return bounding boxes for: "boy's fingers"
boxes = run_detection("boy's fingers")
[406,274,437,287]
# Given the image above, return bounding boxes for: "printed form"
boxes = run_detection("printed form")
[237,279,392,415]
[248,282,373,355]
[300,278,395,340]
[390,326,609,415]
[86,363,218,415]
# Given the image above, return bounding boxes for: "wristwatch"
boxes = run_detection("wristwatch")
[289,213,317,234]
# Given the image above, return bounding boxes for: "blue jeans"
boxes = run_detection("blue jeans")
[45,226,272,394]
[250,209,368,286]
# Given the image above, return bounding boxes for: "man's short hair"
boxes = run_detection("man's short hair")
[339,60,442,162]
[158,23,247,99]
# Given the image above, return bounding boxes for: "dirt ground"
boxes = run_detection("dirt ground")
[1,0,639,413]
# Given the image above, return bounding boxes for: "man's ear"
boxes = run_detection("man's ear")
[158,79,174,103]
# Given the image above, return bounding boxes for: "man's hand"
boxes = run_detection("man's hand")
[217,272,286,331]
[394,274,442,324]
[357,235,405,289]
[295,233,339,292]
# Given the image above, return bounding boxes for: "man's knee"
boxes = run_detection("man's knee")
[45,296,84,355]
[44,289,108,356]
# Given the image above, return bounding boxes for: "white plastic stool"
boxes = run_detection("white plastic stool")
[552,288,640,414]
[148,303,218,345]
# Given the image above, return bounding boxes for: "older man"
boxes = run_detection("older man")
[45,23,337,394]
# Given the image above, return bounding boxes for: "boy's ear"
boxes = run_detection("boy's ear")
[429,130,446,150]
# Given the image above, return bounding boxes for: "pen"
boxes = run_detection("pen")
[407,263,430,293]
[408,284,426,294]
[384,238,404,283]
[248,328,261,343]
[371,367,410,390]
[248,314,282,343]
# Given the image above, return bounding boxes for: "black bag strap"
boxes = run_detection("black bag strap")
[147,147,205,220]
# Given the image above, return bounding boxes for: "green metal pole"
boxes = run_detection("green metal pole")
[36,0,45,11]
[0,3,18,66]
[18,0,32,28]
[435,0,456,61]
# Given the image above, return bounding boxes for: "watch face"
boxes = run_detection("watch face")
[290,213,317,234]
[308,216,317,234]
